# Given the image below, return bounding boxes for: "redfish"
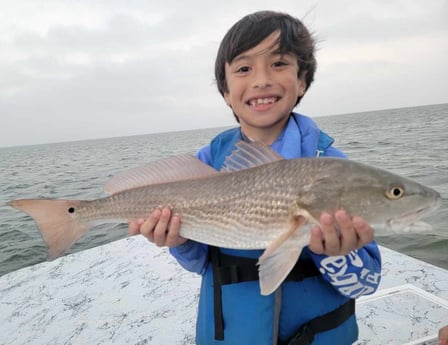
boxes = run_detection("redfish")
[8,142,441,295]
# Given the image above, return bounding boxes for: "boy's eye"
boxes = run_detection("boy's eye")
[236,66,250,73]
[273,61,288,67]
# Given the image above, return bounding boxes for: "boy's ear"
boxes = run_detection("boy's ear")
[297,77,306,97]
[224,92,232,108]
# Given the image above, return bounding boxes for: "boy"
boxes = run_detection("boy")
[129,11,381,345]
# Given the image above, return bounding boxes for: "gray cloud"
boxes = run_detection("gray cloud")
[0,0,447,147]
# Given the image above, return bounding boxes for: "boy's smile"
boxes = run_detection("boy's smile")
[224,31,306,144]
[248,96,278,110]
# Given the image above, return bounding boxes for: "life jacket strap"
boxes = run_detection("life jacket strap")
[209,246,321,341]
[214,248,320,285]
[210,246,225,340]
[278,298,355,345]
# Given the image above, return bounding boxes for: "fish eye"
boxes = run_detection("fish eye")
[386,185,404,200]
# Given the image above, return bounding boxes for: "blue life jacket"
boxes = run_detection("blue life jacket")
[195,113,359,345]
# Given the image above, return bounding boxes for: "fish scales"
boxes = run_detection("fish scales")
[76,160,300,249]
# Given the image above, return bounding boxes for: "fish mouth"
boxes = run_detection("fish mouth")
[386,199,442,232]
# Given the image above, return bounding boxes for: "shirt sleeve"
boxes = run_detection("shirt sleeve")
[168,144,213,275]
[195,144,212,164]
[308,241,382,298]
[324,146,347,158]
[169,241,209,275]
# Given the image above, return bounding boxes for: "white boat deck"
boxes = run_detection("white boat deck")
[0,238,447,345]
[356,246,448,345]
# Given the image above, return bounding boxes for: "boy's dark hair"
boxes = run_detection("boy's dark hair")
[215,11,316,107]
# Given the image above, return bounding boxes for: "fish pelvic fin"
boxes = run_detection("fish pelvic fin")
[8,199,89,260]
[258,215,311,296]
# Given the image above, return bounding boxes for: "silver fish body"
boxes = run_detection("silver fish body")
[71,157,440,246]
[8,142,441,294]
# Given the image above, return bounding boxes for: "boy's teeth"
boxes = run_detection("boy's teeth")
[250,97,277,106]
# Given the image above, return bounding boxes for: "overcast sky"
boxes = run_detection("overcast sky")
[1,0,447,147]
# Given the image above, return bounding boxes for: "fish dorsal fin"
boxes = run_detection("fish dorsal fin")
[104,154,218,195]
[221,141,284,172]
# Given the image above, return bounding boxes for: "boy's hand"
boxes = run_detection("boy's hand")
[309,210,374,256]
[440,325,448,345]
[128,207,187,248]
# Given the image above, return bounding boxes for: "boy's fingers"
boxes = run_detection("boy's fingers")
[128,221,139,236]
[319,213,340,255]
[140,208,162,242]
[335,210,357,255]
[153,208,172,247]
[309,225,324,254]
[166,214,184,247]
[128,220,142,236]
[352,216,374,246]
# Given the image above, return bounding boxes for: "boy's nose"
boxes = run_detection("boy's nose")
[252,67,273,89]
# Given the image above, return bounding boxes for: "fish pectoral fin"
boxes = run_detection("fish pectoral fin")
[258,216,309,296]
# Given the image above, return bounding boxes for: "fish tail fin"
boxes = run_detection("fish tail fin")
[8,199,90,260]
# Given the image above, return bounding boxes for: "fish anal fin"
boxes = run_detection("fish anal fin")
[222,141,284,172]
[258,216,310,296]
[104,154,218,195]
[8,199,90,260]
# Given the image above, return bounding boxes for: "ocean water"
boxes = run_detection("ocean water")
[0,103,447,276]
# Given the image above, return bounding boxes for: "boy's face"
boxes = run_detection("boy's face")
[223,31,306,143]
